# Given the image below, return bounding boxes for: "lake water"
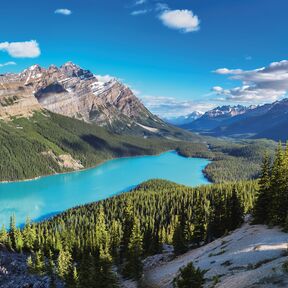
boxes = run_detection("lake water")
[0,151,210,227]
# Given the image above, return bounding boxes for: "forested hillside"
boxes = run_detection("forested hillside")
[0,111,197,182]
[178,137,277,182]
[0,180,257,287]
[0,110,276,183]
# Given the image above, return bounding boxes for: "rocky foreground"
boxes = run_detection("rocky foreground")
[144,221,288,288]
[0,247,63,288]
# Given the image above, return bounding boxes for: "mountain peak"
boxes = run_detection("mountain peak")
[0,63,174,137]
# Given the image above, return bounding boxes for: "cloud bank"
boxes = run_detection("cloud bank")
[212,60,288,103]
[141,95,213,117]
[0,40,41,58]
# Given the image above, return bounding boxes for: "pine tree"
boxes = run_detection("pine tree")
[57,248,72,280]
[14,228,24,252]
[27,255,34,273]
[110,220,122,260]
[253,153,271,223]
[173,262,204,288]
[173,219,187,255]
[23,217,36,251]
[0,224,8,245]
[95,205,111,262]
[72,266,79,288]
[47,250,56,288]
[120,199,134,262]
[9,214,17,249]
[228,187,244,230]
[34,250,45,274]
[270,142,286,224]
[124,217,143,280]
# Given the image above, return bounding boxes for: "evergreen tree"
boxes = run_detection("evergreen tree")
[120,199,134,262]
[173,219,188,255]
[9,214,17,249]
[270,142,286,224]
[95,205,111,262]
[228,186,244,230]
[34,250,45,274]
[14,228,24,252]
[253,153,271,223]
[173,262,204,288]
[27,255,34,273]
[110,220,122,260]
[57,248,73,280]
[124,217,143,280]
[0,224,8,245]
[23,217,36,251]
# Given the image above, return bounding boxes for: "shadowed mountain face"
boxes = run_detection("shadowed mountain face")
[0,62,192,139]
[180,100,288,141]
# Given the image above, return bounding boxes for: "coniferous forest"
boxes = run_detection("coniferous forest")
[0,180,257,287]
[253,143,288,228]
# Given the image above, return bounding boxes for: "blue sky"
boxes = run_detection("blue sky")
[1,0,288,117]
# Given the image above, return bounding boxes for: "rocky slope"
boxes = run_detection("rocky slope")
[0,62,184,138]
[0,247,64,288]
[144,220,288,288]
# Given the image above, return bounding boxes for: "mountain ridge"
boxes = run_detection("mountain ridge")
[0,62,189,139]
[180,100,288,141]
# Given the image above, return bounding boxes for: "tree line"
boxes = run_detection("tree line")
[254,142,288,228]
[0,180,257,287]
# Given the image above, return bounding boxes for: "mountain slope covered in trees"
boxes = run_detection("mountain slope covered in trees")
[0,111,200,182]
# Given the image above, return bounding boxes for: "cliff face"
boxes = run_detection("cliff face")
[0,62,167,135]
[0,78,41,119]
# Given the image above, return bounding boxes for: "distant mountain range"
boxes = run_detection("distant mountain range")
[164,111,203,126]
[0,62,190,139]
[180,100,288,141]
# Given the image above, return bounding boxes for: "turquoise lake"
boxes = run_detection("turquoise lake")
[0,151,210,227]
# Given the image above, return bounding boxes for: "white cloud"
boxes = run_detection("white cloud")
[0,61,16,67]
[54,9,72,16]
[131,9,149,16]
[155,3,169,11]
[159,9,200,33]
[0,40,40,58]
[141,95,213,117]
[135,0,146,5]
[212,60,288,103]
[214,68,243,75]
[95,74,115,83]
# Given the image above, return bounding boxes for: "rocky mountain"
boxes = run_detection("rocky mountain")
[179,99,288,141]
[181,105,254,131]
[164,111,203,126]
[0,62,187,138]
[211,99,288,140]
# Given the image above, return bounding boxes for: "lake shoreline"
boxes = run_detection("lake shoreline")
[1,149,196,184]
[0,151,211,228]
